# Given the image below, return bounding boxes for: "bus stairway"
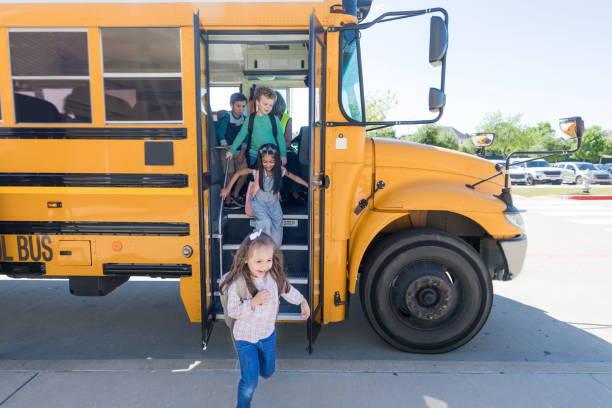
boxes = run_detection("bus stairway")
[213,208,310,322]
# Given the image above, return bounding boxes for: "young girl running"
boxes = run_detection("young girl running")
[219,230,310,408]
[220,143,309,247]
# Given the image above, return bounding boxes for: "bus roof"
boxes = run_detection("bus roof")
[0,1,338,28]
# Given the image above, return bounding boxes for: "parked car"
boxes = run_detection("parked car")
[511,159,562,185]
[490,160,527,185]
[597,163,612,174]
[554,162,612,185]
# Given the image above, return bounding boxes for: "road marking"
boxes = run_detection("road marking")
[537,211,612,216]
[568,219,612,224]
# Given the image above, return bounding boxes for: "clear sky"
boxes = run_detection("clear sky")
[368,0,612,135]
[6,0,611,135]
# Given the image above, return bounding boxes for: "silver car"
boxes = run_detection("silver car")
[491,160,527,185]
[512,159,563,185]
[555,162,612,185]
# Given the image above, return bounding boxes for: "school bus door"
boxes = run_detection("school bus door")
[307,11,326,353]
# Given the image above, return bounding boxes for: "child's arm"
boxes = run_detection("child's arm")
[284,170,309,189]
[280,284,310,319]
[220,168,252,198]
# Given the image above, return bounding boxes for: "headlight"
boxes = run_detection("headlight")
[505,212,525,230]
[535,171,545,175]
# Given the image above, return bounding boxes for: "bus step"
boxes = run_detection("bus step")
[223,214,308,245]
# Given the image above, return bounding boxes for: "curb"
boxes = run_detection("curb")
[567,195,612,200]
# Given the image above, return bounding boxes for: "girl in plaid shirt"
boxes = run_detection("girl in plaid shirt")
[219,230,310,408]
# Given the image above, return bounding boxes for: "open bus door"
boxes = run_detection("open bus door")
[193,11,215,350]
[307,11,326,353]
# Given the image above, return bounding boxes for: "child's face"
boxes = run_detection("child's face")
[247,244,274,279]
[231,100,246,117]
[256,96,275,115]
[261,154,276,172]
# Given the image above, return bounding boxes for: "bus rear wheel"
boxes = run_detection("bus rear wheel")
[360,229,493,353]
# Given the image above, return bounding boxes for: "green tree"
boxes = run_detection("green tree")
[365,90,397,138]
[525,122,570,162]
[476,112,530,155]
[408,124,458,150]
[571,125,607,162]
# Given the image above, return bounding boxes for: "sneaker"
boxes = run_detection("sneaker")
[229,196,244,208]
[224,199,240,210]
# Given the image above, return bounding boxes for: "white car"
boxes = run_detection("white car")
[491,160,527,185]
[511,159,562,185]
[554,162,612,185]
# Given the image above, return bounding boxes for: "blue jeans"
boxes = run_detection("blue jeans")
[248,155,257,168]
[235,331,276,408]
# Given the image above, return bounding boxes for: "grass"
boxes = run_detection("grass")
[512,185,612,197]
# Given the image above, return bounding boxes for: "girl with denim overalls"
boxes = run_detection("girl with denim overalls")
[221,143,309,246]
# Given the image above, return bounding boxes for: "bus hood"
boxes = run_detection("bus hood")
[372,137,504,189]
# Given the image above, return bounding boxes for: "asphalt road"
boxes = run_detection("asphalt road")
[0,195,611,407]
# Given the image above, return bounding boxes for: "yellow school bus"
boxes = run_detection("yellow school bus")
[0,0,552,353]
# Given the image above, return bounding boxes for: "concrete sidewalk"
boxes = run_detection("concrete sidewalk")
[1,359,611,408]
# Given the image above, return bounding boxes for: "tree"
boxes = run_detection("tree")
[571,126,607,162]
[408,124,458,150]
[476,112,530,155]
[525,122,570,162]
[365,90,397,138]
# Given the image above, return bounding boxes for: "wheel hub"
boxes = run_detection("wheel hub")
[405,275,454,320]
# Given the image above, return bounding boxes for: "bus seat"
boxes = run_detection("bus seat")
[63,86,92,122]
[297,126,310,179]
[105,94,132,121]
[14,92,63,123]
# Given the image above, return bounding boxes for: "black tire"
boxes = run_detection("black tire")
[552,180,562,185]
[359,229,493,353]
[575,176,583,185]
[526,175,535,185]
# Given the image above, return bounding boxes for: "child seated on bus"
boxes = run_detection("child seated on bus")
[216,92,248,209]
[225,86,287,168]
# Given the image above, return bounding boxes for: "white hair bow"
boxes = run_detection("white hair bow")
[249,229,262,241]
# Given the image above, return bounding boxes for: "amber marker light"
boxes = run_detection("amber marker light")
[111,241,123,251]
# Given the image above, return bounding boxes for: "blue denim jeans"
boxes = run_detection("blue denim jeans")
[235,331,276,408]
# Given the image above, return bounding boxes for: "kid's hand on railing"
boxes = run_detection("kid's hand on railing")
[220,188,230,198]
[300,299,311,319]
[225,151,233,160]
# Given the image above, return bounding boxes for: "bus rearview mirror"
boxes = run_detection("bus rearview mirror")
[471,132,495,147]
[559,116,584,141]
[429,88,446,112]
[429,16,448,66]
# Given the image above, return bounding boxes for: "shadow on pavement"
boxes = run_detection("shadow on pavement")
[0,279,610,363]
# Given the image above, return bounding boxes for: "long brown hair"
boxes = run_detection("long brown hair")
[219,231,290,297]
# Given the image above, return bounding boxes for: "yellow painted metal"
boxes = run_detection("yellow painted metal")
[0,1,522,329]
[57,240,92,266]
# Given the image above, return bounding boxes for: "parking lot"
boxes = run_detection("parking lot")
[0,194,611,407]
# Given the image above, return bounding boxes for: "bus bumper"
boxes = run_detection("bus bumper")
[499,234,528,280]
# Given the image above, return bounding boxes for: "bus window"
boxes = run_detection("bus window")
[9,30,91,123]
[340,31,363,122]
[101,28,182,123]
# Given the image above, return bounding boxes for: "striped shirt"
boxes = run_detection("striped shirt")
[227,273,304,343]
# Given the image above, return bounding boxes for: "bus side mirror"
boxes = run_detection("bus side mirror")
[429,88,446,113]
[471,132,495,147]
[429,16,448,66]
[559,116,584,141]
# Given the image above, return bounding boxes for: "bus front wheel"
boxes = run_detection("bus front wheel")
[359,229,493,353]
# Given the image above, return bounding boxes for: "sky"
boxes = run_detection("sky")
[5,0,611,135]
